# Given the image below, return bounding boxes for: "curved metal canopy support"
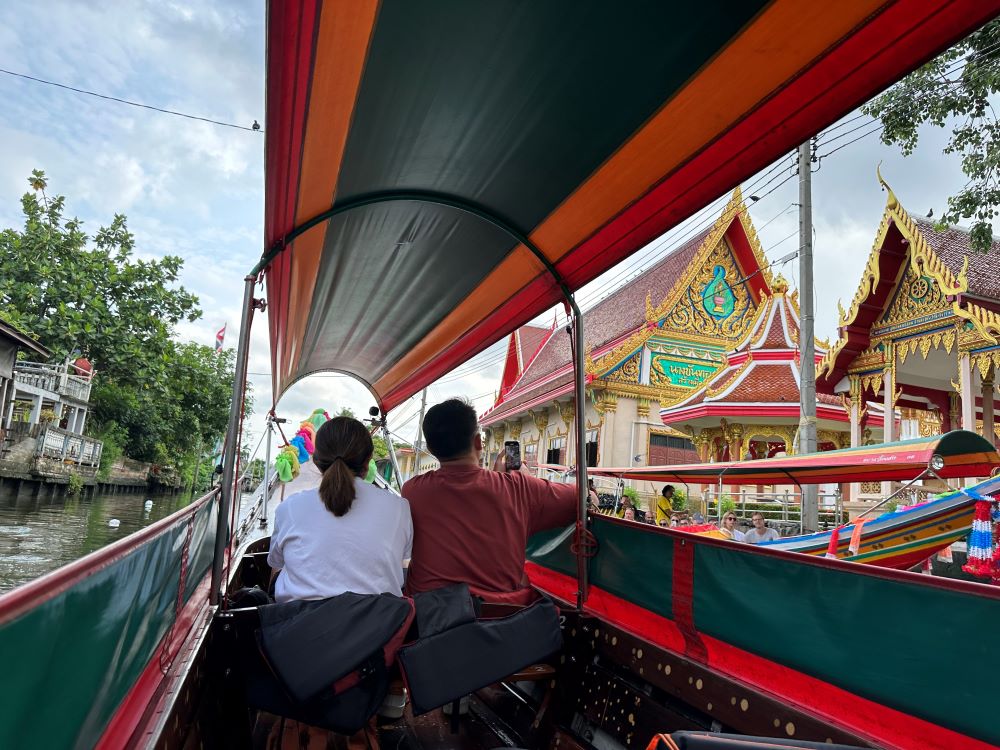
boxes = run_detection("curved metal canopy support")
[253,189,591,607]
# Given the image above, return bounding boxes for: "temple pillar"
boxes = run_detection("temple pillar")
[958,352,975,431]
[847,375,862,503]
[983,367,995,446]
[726,422,745,461]
[881,355,896,499]
[949,392,960,433]
[882,360,896,444]
[693,431,712,463]
[848,376,862,447]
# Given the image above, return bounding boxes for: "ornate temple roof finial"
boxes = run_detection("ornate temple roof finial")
[876,162,899,212]
[771,273,789,294]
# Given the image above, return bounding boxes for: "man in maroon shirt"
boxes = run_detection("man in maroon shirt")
[402,399,576,604]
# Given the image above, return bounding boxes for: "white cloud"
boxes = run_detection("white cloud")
[0,2,990,467]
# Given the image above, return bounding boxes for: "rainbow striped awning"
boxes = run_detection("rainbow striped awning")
[588,431,1000,485]
[260,1,998,412]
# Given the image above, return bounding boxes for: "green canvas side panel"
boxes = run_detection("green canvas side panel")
[527,524,576,578]
[591,518,674,620]
[0,500,216,749]
[527,518,675,620]
[692,544,1000,746]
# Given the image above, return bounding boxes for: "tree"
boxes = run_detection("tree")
[864,20,1000,251]
[0,171,241,464]
[0,171,200,383]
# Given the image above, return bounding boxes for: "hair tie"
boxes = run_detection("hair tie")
[332,455,344,462]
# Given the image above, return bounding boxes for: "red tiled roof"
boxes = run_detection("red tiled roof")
[482,371,573,424]
[910,215,1000,300]
[518,325,551,369]
[506,228,712,394]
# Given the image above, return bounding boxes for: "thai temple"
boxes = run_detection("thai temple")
[481,178,1000,504]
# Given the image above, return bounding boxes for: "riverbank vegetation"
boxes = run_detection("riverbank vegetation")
[0,171,240,485]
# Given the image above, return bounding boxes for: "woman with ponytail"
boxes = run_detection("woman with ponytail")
[267,417,413,604]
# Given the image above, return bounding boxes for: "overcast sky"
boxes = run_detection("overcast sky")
[0,1,983,459]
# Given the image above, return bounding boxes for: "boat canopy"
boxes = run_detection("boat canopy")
[587,431,1000,484]
[261,0,996,412]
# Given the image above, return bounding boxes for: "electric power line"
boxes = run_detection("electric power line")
[0,66,262,132]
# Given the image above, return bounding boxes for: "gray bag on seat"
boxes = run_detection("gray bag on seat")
[398,597,562,715]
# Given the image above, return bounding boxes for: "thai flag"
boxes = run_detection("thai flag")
[215,324,226,352]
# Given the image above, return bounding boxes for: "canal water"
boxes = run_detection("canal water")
[0,490,259,594]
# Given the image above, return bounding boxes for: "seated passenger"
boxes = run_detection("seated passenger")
[744,512,780,544]
[403,399,576,605]
[268,416,413,603]
[720,512,746,542]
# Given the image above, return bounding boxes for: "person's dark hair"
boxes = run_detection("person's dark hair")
[422,399,478,461]
[312,417,374,517]
[661,485,674,497]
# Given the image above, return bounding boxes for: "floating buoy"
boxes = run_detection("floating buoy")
[144,500,153,509]
[108,519,120,528]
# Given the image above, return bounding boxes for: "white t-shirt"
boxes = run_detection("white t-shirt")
[721,528,746,542]
[744,526,780,544]
[267,477,413,603]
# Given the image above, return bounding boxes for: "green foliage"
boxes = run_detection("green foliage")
[720,495,736,516]
[863,20,1000,252]
[622,486,640,503]
[336,406,356,419]
[93,421,126,482]
[669,487,687,511]
[66,473,84,497]
[372,435,389,460]
[0,171,240,463]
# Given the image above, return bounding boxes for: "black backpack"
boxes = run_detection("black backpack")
[244,592,415,734]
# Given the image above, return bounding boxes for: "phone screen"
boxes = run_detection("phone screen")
[504,440,521,471]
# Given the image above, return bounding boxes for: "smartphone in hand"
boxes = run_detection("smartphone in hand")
[503,440,521,471]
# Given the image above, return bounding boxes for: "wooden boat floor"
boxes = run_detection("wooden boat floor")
[250,693,529,750]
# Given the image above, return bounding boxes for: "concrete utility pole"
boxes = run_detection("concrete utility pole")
[412,388,428,477]
[798,139,819,531]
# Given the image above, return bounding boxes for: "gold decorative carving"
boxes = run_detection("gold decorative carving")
[636,397,649,418]
[555,400,575,426]
[529,409,549,433]
[820,170,969,378]
[605,351,641,385]
[509,419,523,440]
[943,329,956,353]
[975,353,996,381]
[593,390,618,415]
[879,263,950,331]
[861,372,883,396]
[918,409,943,438]
[954,300,1000,345]
[919,337,932,359]
[725,421,745,460]
[692,430,713,462]
[662,238,757,340]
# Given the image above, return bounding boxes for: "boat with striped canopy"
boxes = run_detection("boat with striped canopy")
[3,3,1000,750]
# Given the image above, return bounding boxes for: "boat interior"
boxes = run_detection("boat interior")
[148,534,873,750]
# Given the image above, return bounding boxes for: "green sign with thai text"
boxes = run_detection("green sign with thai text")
[652,355,717,387]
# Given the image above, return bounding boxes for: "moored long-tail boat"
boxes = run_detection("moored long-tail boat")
[762,479,1000,568]
[4,2,1000,749]
[591,431,1000,569]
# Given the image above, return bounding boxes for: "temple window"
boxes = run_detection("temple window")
[585,428,599,467]
[523,442,538,467]
[547,436,566,465]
